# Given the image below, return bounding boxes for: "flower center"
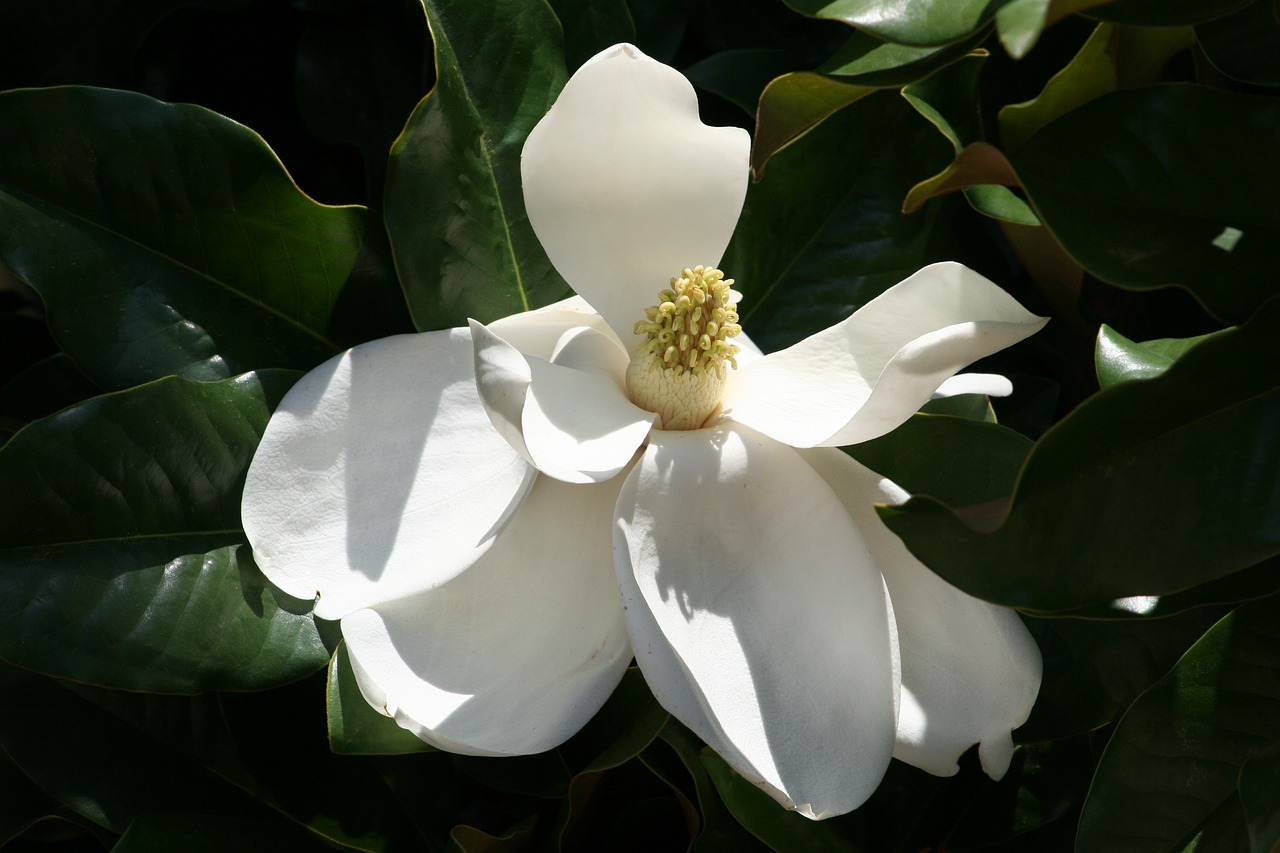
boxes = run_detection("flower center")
[625,266,742,430]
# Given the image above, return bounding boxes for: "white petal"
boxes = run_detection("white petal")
[615,424,898,819]
[801,448,1042,779]
[522,43,750,348]
[471,320,655,484]
[342,474,632,755]
[932,372,1013,398]
[242,330,535,620]
[723,262,1047,448]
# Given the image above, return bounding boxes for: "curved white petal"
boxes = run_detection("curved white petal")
[801,447,1042,779]
[242,331,536,620]
[614,424,898,819]
[342,474,632,755]
[722,263,1047,448]
[932,372,1013,399]
[471,320,655,484]
[522,43,750,349]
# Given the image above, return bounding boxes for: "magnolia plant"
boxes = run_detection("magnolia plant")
[242,44,1044,818]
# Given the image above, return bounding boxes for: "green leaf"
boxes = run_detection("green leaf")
[879,297,1280,614]
[686,49,805,118]
[1095,324,1225,387]
[845,414,1032,507]
[902,55,1040,224]
[327,643,435,755]
[0,353,98,423]
[1086,0,1254,25]
[0,750,60,845]
[385,0,570,331]
[817,27,989,86]
[751,72,876,178]
[729,91,959,353]
[1011,84,1280,323]
[448,816,538,853]
[1197,0,1280,87]
[656,722,769,852]
[0,372,330,691]
[0,87,400,390]
[1077,595,1280,851]
[783,0,1012,46]
[0,674,271,834]
[700,749,862,852]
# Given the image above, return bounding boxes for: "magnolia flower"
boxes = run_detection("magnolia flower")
[242,44,1045,819]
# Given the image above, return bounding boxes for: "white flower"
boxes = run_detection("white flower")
[242,44,1045,819]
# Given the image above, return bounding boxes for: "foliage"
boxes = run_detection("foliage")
[2,0,1277,849]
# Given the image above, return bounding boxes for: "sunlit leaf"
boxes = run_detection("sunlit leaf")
[385,0,569,330]
[1095,324,1225,387]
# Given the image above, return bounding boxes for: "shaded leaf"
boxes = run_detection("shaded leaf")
[1077,595,1280,851]
[0,354,98,423]
[547,0,636,71]
[656,722,769,852]
[1197,0,1280,87]
[328,643,435,755]
[686,49,805,118]
[0,87,399,390]
[385,0,569,331]
[1011,84,1280,323]
[1085,0,1254,25]
[448,816,538,853]
[0,372,330,692]
[115,812,321,852]
[751,72,875,177]
[1240,742,1280,852]
[729,92,959,353]
[879,298,1280,614]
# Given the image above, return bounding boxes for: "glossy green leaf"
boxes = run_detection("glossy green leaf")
[729,92,959,353]
[0,372,330,691]
[1240,742,1280,851]
[114,813,321,852]
[879,298,1280,614]
[1197,0,1280,87]
[0,87,399,390]
[751,72,876,177]
[385,0,569,331]
[902,56,1040,224]
[0,674,270,833]
[783,0,1012,46]
[845,414,1032,507]
[327,643,435,755]
[1095,324,1225,387]
[547,0,636,70]
[1078,595,1280,851]
[1011,85,1280,323]
[1086,0,1254,25]
[700,749,861,852]
[817,27,989,86]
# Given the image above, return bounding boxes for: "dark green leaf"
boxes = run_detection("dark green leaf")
[879,298,1280,614]
[818,27,989,86]
[0,750,60,845]
[626,0,686,63]
[1086,0,1253,25]
[1197,0,1280,87]
[700,749,862,852]
[0,674,270,834]
[448,816,538,853]
[845,414,1031,506]
[0,372,329,691]
[547,0,636,70]
[1011,84,1280,323]
[221,676,429,851]
[0,354,98,423]
[1095,324,1225,386]
[0,87,399,389]
[750,73,876,178]
[1077,595,1280,851]
[902,55,1040,224]
[782,0,1012,46]
[385,0,570,331]
[656,722,769,852]
[686,49,805,118]
[729,92,959,352]
[327,643,435,755]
